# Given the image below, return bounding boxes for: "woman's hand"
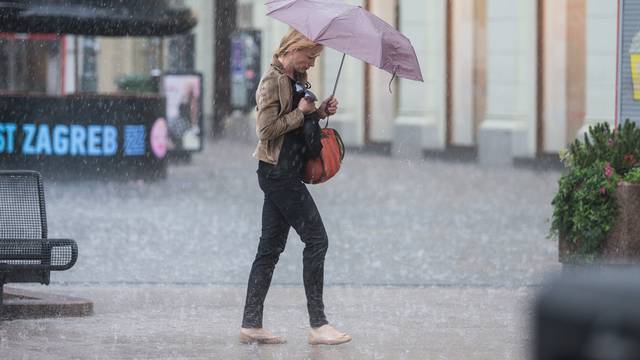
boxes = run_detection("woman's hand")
[298,97,317,114]
[319,96,339,119]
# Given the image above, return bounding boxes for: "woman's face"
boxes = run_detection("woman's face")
[289,46,323,73]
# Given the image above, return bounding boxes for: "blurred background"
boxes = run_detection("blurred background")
[0,0,614,166]
[0,1,629,359]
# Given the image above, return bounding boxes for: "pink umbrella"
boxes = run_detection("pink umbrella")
[266,0,423,96]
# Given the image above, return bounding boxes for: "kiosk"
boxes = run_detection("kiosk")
[0,0,197,179]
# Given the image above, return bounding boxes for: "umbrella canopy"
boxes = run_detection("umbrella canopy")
[0,0,197,36]
[266,0,423,82]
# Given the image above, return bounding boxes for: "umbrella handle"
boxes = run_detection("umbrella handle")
[388,65,399,94]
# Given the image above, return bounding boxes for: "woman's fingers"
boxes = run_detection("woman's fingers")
[326,98,338,114]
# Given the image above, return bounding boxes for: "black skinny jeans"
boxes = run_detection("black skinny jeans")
[242,173,329,329]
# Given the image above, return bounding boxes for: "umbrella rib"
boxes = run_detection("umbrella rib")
[353,8,384,68]
[378,32,384,69]
[317,7,384,68]
[312,6,356,42]
[267,2,422,81]
[265,0,296,14]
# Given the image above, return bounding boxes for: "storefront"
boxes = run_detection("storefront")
[0,0,197,179]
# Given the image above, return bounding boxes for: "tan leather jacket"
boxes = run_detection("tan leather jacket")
[252,56,308,165]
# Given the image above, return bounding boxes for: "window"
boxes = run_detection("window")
[0,34,62,94]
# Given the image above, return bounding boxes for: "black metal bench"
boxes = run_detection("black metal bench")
[0,171,78,305]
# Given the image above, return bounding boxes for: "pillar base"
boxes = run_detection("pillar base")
[478,119,528,165]
[392,115,443,159]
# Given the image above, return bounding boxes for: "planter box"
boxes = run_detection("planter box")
[559,181,640,264]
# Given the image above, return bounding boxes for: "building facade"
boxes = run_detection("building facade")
[0,0,617,164]
[231,0,618,164]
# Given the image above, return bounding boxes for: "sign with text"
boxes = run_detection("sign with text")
[0,95,168,179]
[618,0,640,125]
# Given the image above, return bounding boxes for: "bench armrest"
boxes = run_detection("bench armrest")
[0,238,78,271]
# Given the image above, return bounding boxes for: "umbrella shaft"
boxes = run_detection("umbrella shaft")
[331,53,346,98]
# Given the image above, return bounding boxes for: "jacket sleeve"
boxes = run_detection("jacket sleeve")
[255,77,304,141]
[303,111,323,158]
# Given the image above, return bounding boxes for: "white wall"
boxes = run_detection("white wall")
[322,44,366,146]
[583,0,617,128]
[482,0,537,157]
[369,0,397,143]
[398,0,446,150]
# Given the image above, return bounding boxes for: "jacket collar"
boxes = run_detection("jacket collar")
[271,54,308,84]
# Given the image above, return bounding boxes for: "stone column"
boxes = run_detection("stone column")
[392,0,447,158]
[478,0,537,165]
[185,0,215,128]
[451,0,475,146]
[566,0,586,144]
[579,0,617,135]
[543,0,568,152]
[368,0,397,146]
[321,0,366,147]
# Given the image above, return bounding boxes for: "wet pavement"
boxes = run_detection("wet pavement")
[1,285,535,360]
[44,138,561,287]
[2,137,563,359]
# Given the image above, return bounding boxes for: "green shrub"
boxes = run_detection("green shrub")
[624,167,640,183]
[550,120,640,258]
[116,74,159,93]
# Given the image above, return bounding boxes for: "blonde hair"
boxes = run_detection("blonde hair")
[274,28,323,58]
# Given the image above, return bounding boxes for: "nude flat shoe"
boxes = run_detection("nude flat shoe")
[239,329,287,344]
[308,325,352,345]
[308,334,352,345]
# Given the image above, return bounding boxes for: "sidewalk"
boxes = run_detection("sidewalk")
[0,284,537,360]
[0,137,561,359]
[44,138,561,287]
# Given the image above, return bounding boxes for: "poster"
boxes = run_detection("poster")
[162,73,203,152]
[230,30,261,112]
[617,0,640,125]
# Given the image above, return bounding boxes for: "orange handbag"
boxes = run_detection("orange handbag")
[303,128,345,184]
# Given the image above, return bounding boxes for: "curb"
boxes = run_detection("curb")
[1,287,93,320]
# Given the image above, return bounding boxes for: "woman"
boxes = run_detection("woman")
[240,29,351,346]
